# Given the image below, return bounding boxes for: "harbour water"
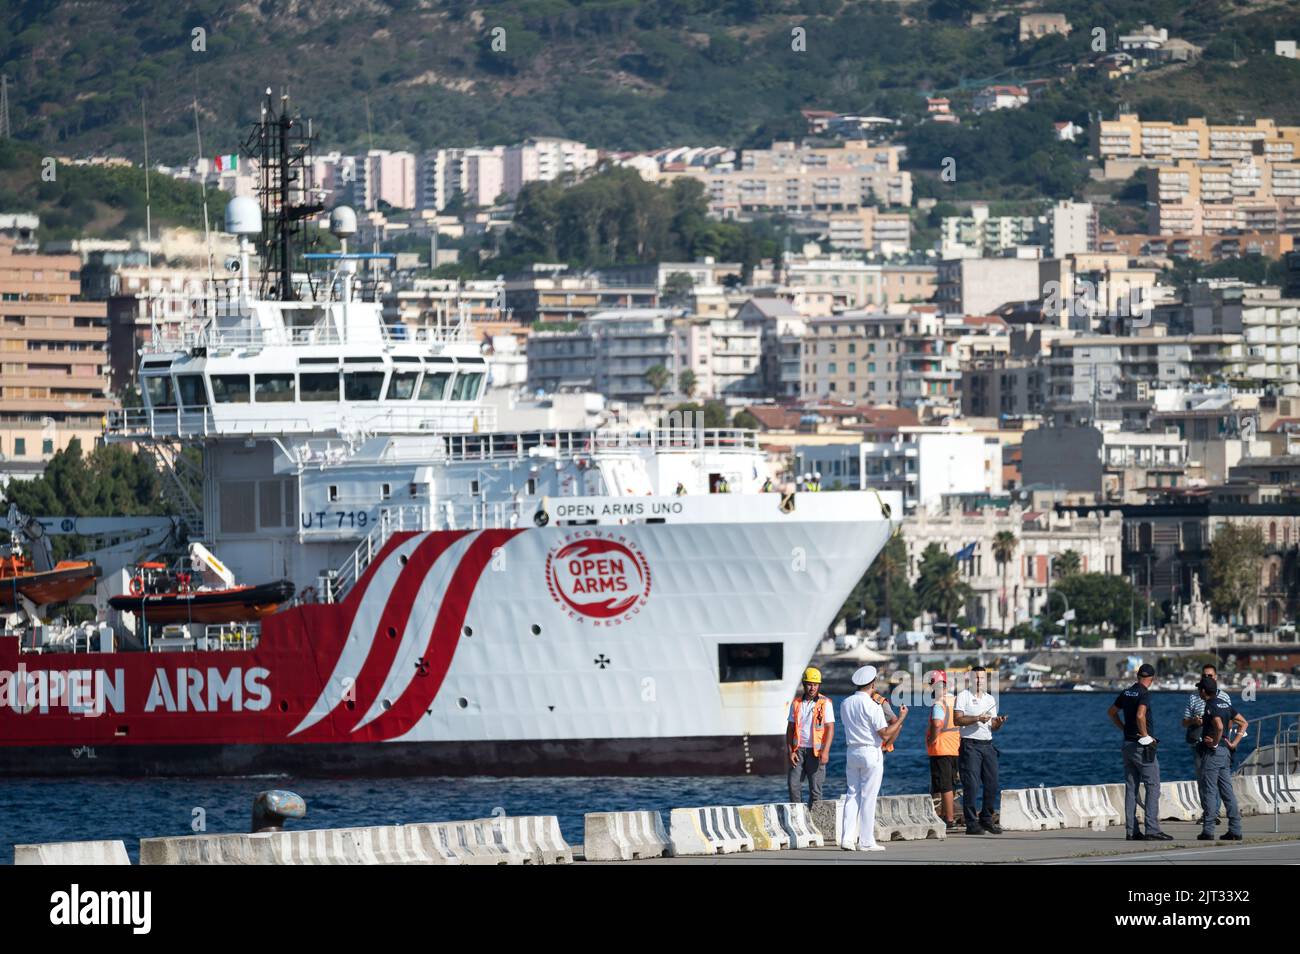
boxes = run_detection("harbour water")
[5,690,1297,862]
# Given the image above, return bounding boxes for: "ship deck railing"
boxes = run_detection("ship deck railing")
[1234,710,1300,834]
[105,404,498,440]
[430,427,760,462]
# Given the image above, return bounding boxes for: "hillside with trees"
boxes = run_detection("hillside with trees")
[1,0,1296,201]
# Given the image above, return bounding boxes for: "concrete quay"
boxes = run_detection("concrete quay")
[607,814,1300,865]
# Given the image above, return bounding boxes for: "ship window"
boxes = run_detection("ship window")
[418,371,450,401]
[526,478,536,495]
[254,374,295,403]
[344,356,384,364]
[211,374,251,403]
[176,374,209,408]
[344,371,385,401]
[300,372,340,402]
[718,643,783,683]
[385,371,420,400]
[144,375,176,410]
[328,485,339,502]
[381,483,392,500]
[450,371,483,401]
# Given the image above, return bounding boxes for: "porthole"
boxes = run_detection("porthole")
[463,626,473,637]
[531,624,542,636]
[457,697,469,709]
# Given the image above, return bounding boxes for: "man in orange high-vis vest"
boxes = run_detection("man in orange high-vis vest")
[786,667,835,806]
[925,670,962,830]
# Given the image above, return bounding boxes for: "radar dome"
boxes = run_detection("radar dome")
[224,196,262,236]
[329,205,358,238]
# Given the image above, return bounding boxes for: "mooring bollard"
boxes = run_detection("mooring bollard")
[251,790,307,833]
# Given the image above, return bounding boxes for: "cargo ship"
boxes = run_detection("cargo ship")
[0,94,900,776]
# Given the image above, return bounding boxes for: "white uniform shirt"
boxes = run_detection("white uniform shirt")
[954,688,998,741]
[787,695,834,748]
[838,691,888,748]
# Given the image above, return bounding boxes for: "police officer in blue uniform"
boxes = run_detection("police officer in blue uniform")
[1107,663,1174,841]
[1195,676,1244,842]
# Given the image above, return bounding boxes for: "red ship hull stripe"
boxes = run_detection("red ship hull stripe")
[362,529,522,740]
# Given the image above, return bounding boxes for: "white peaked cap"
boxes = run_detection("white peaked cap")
[852,665,877,686]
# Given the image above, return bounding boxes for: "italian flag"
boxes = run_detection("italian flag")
[214,154,239,172]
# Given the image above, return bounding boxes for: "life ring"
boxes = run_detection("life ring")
[129,575,145,596]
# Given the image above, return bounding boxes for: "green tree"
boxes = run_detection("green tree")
[992,530,1017,635]
[916,543,973,624]
[733,409,761,430]
[644,364,671,401]
[1053,549,1082,579]
[671,401,728,428]
[837,533,919,631]
[678,368,698,398]
[663,271,695,309]
[1055,573,1149,642]
[1208,523,1266,624]
[2,439,171,559]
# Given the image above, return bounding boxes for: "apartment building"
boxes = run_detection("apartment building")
[503,138,599,198]
[1022,423,1189,504]
[670,140,913,220]
[504,270,659,324]
[785,256,936,315]
[1096,231,1295,260]
[0,240,114,475]
[1046,332,1255,404]
[795,431,1003,511]
[1148,157,1300,235]
[935,257,1043,316]
[799,309,965,407]
[1094,115,1300,165]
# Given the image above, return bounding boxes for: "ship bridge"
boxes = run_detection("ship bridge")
[106,278,497,442]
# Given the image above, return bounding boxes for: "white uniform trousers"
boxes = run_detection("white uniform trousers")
[840,744,884,849]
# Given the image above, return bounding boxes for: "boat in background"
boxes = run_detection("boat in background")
[0,554,100,609]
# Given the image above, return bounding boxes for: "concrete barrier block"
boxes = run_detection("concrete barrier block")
[887,795,946,840]
[141,825,458,865]
[776,802,825,848]
[736,805,788,851]
[582,810,669,862]
[668,806,754,856]
[1235,775,1299,816]
[999,787,1066,831]
[15,840,131,865]
[809,798,842,844]
[433,821,528,864]
[1052,785,1122,830]
[1161,781,1202,821]
[476,816,572,864]
[874,796,927,841]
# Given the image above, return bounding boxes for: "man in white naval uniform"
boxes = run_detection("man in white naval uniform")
[839,665,909,851]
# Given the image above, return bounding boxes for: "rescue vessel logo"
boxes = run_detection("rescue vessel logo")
[545,532,651,624]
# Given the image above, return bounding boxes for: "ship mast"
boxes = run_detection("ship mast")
[244,89,325,301]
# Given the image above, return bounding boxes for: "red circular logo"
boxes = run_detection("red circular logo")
[546,533,651,622]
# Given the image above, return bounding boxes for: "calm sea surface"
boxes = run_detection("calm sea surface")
[5,690,1298,862]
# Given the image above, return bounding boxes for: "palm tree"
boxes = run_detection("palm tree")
[992,530,1017,635]
[644,364,671,402]
[917,544,973,628]
[1054,549,1081,579]
[679,369,698,399]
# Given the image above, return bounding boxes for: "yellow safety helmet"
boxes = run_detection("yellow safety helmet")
[802,667,822,683]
